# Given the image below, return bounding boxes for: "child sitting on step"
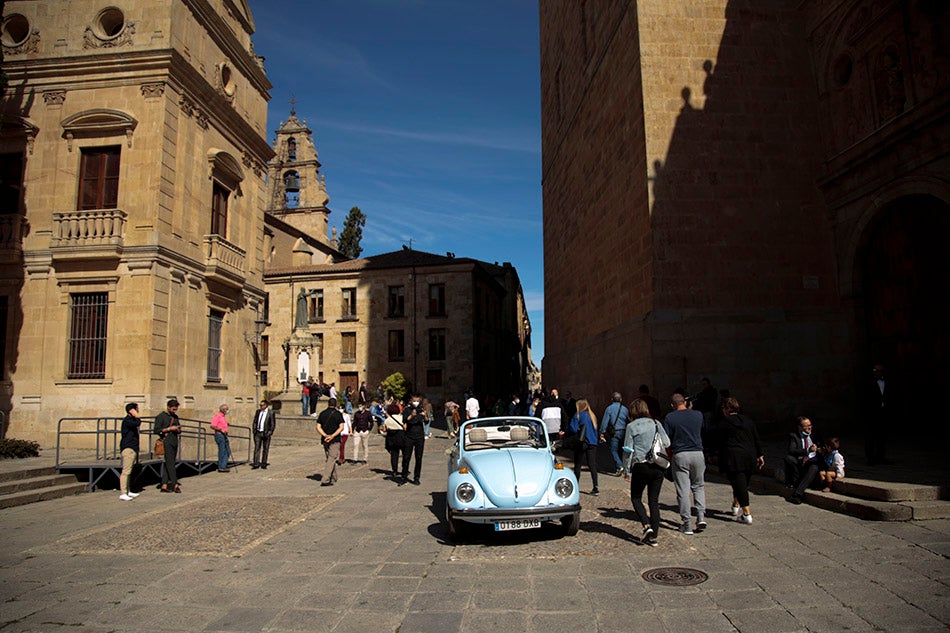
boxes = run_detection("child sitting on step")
[818,437,845,492]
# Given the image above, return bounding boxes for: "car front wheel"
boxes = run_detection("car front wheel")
[445,504,466,541]
[561,512,580,536]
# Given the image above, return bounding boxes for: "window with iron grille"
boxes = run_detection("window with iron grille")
[67,292,108,379]
[341,332,356,363]
[342,287,357,319]
[387,285,405,317]
[429,283,446,316]
[428,328,446,361]
[211,181,229,237]
[388,329,405,361]
[207,309,224,382]
[78,147,120,210]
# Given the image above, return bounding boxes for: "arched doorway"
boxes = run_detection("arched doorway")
[858,194,950,420]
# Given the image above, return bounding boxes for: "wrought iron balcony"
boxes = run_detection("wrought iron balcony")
[203,234,246,288]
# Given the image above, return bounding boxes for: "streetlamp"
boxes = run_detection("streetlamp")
[245,313,270,404]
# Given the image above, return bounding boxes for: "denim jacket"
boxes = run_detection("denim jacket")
[622,417,670,473]
[600,402,629,435]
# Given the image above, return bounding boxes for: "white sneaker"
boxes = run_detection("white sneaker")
[737,513,753,524]
[127,492,140,497]
[731,504,741,516]
[119,494,134,501]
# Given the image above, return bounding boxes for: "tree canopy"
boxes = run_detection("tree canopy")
[338,206,366,259]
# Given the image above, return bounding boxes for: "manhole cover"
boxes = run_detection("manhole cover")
[641,567,709,586]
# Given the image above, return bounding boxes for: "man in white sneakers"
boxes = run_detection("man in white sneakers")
[119,403,142,501]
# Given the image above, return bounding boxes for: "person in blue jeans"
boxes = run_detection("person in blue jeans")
[210,403,231,472]
[599,392,630,475]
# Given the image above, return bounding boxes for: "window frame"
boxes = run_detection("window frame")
[67,292,109,379]
[387,285,405,317]
[428,283,446,316]
[428,328,446,361]
[341,287,357,320]
[78,146,120,211]
[309,289,324,322]
[388,329,405,362]
[211,180,229,237]
[341,332,356,363]
[207,309,224,383]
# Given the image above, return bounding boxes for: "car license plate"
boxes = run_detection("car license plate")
[495,518,541,531]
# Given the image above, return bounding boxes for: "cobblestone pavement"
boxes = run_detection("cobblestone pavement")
[1,434,948,632]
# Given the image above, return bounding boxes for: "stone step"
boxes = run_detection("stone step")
[903,500,950,520]
[0,481,86,509]
[830,477,948,502]
[0,465,58,483]
[748,476,941,522]
[802,489,913,521]
[0,474,80,496]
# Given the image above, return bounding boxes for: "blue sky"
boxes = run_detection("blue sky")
[250,0,546,362]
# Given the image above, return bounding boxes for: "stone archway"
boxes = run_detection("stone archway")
[857,194,950,416]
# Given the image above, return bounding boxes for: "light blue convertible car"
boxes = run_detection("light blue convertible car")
[445,417,581,540]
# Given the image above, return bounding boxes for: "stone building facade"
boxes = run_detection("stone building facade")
[262,249,533,407]
[539,0,948,428]
[0,0,274,443]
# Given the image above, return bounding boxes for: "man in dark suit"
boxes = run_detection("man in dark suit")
[865,364,892,465]
[786,416,820,504]
[251,399,277,469]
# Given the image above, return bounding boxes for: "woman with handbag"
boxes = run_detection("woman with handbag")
[622,398,671,546]
[716,397,764,524]
[564,398,601,496]
[382,404,408,484]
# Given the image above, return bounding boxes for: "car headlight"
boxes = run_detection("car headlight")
[456,482,476,503]
[554,477,574,498]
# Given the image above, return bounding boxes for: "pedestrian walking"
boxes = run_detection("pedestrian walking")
[402,394,427,485]
[383,404,408,483]
[351,402,373,464]
[563,398,600,496]
[600,392,629,476]
[663,393,706,534]
[251,399,276,469]
[623,398,670,546]
[717,397,764,524]
[316,398,344,486]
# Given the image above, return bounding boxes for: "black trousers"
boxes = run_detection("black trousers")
[629,462,665,535]
[253,431,271,467]
[726,469,753,507]
[402,435,425,481]
[573,443,599,489]
[161,439,178,486]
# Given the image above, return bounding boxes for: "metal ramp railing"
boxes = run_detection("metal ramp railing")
[55,416,251,491]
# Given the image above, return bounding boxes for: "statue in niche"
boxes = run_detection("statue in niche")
[295,288,308,328]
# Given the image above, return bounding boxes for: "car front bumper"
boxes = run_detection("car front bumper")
[449,503,581,524]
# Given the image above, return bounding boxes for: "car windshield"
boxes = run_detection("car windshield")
[462,418,546,451]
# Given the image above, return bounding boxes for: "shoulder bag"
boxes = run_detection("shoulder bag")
[644,420,669,469]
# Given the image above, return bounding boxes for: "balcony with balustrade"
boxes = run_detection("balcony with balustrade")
[203,234,247,289]
[50,209,127,262]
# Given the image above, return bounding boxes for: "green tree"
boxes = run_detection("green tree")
[380,372,410,402]
[338,206,366,258]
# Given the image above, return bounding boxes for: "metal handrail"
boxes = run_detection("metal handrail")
[55,416,251,469]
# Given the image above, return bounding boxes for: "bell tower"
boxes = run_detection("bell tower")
[265,102,331,244]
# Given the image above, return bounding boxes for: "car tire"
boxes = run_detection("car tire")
[561,512,580,536]
[445,505,465,541]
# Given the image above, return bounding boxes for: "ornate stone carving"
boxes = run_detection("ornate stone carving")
[43,90,66,106]
[195,110,209,130]
[2,29,40,55]
[83,20,136,49]
[140,82,165,98]
[179,93,196,117]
